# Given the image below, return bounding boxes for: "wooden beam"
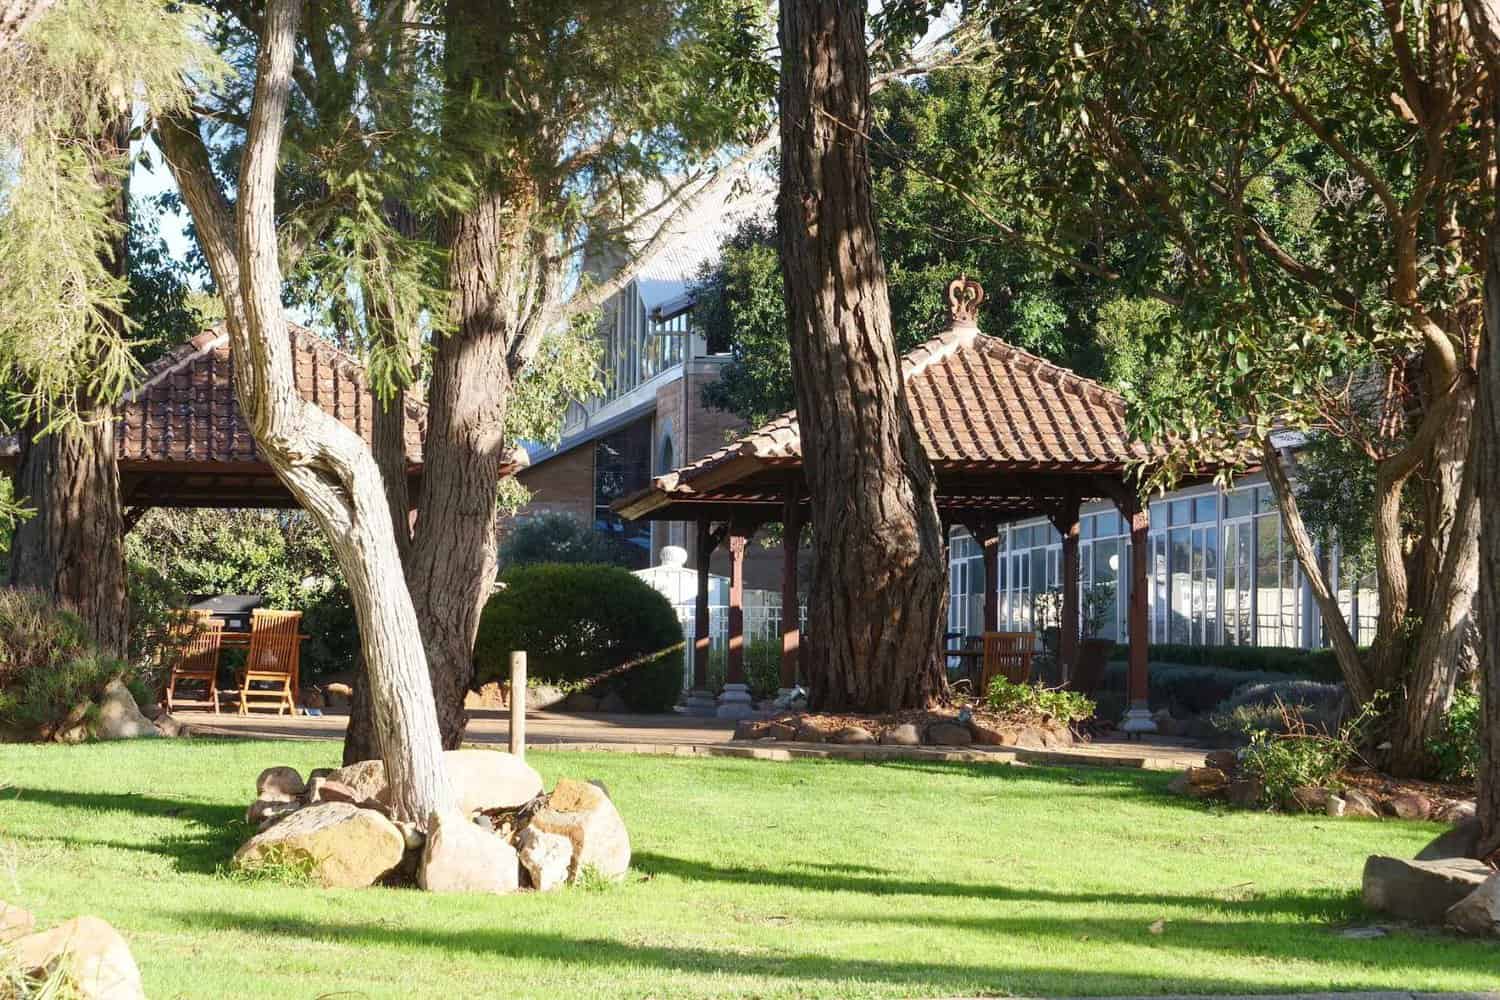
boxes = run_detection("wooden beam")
[1048,494,1082,683]
[726,527,748,685]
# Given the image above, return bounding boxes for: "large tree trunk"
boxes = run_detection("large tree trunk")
[7,413,126,656]
[7,111,130,658]
[161,0,455,827]
[776,0,948,711]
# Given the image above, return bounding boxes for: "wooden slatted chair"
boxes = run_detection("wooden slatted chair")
[980,631,1036,693]
[164,611,224,713]
[238,609,301,716]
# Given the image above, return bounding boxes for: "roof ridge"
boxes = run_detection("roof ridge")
[126,327,230,401]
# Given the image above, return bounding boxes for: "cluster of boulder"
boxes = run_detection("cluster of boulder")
[53,680,189,744]
[1166,750,1477,822]
[1,901,143,1000]
[733,712,1076,750]
[234,749,630,893]
[1363,821,1499,937]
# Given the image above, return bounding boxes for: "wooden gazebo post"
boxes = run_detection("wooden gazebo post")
[1049,496,1082,682]
[779,489,803,694]
[717,518,756,719]
[973,522,1000,633]
[1121,503,1156,734]
[682,519,720,716]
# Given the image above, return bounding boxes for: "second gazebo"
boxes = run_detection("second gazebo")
[615,278,1167,732]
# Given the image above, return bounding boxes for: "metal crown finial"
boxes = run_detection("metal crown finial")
[947,276,985,327]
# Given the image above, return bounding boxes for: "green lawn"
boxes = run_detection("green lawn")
[0,740,1494,999]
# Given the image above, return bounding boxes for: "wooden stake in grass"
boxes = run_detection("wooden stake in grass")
[509,651,526,761]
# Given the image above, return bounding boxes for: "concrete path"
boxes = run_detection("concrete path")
[172,707,1209,771]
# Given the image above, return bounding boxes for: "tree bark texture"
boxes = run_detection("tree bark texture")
[6,112,131,658]
[776,0,948,711]
[161,0,455,827]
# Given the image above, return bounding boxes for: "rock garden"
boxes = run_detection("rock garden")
[235,749,630,893]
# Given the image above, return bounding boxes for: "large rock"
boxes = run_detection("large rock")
[418,810,519,894]
[516,826,573,891]
[12,916,144,1000]
[926,722,972,746]
[879,723,920,746]
[0,899,35,943]
[255,766,306,803]
[327,750,542,818]
[1416,817,1483,861]
[1387,791,1433,821]
[233,802,404,888]
[1362,855,1493,924]
[1446,873,1500,937]
[94,681,156,741]
[832,725,875,745]
[1343,788,1381,818]
[529,779,630,882]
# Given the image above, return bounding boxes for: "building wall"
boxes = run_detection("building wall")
[513,442,594,524]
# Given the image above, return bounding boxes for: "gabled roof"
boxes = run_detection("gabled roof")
[625,324,1149,518]
[117,325,428,466]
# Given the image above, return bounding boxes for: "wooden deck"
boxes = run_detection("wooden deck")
[170,707,1209,771]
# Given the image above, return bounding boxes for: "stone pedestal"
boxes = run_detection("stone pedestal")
[1120,702,1158,736]
[680,689,717,717]
[715,683,756,720]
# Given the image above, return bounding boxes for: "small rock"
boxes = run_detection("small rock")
[233,802,404,888]
[1343,788,1381,818]
[1416,817,1483,861]
[1338,925,1388,940]
[1362,855,1492,924]
[245,798,301,827]
[0,899,35,943]
[528,778,631,882]
[1288,786,1330,813]
[255,766,307,803]
[1166,773,1191,796]
[1388,791,1433,821]
[597,690,630,714]
[793,720,830,743]
[418,810,520,894]
[309,778,367,807]
[152,713,189,738]
[1187,766,1228,788]
[446,748,545,815]
[879,723,921,746]
[322,682,353,707]
[969,721,1014,746]
[307,767,334,783]
[734,719,770,740]
[833,725,875,745]
[766,720,799,741]
[1325,794,1347,818]
[926,721,972,746]
[392,820,424,851]
[325,759,386,802]
[1437,800,1477,824]
[1445,873,1500,937]
[1204,750,1239,774]
[1226,777,1264,808]
[517,826,573,891]
[95,681,157,741]
[12,916,144,1000]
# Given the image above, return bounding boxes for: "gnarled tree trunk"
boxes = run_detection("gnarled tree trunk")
[160,0,455,827]
[776,0,948,711]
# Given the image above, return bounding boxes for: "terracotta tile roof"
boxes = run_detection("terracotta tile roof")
[650,327,1148,497]
[115,325,427,466]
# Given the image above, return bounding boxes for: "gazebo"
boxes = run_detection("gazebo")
[614,278,1167,731]
[3,324,527,523]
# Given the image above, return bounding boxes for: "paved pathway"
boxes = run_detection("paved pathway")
[173,707,1208,771]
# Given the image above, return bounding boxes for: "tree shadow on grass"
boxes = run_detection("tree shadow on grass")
[158,907,1500,996]
[3,785,244,875]
[632,851,1355,917]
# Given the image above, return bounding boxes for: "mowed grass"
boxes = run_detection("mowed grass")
[0,739,1495,999]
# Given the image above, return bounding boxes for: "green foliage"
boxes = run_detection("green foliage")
[222,843,319,887]
[499,514,641,569]
[124,196,206,365]
[504,319,604,448]
[0,589,127,737]
[706,637,782,701]
[1107,643,1345,683]
[1238,703,1373,805]
[1427,688,1481,783]
[695,69,1120,423]
[0,0,221,430]
[475,563,684,712]
[1291,433,1385,584]
[985,677,1094,725]
[124,510,357,680]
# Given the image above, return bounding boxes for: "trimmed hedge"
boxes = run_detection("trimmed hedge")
[1099,662,1329,716]
[1107,643,1344,683]
[473,563,685,712]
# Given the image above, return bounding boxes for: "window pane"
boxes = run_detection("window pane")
[1096,511,1119,536]
[1193,496,1216,523]
[1170,500,1190,526]
[1224,488,1255,519]
[1170,527,1191,643]
[1081,515,1094,540]
[1091,538,1120,641]
[1256,515,1281,644]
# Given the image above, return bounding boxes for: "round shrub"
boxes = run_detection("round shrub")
[474,563,685,712]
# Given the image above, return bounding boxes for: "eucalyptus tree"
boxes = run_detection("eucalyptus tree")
[0,0,215,653]
[885,0,1488,774]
